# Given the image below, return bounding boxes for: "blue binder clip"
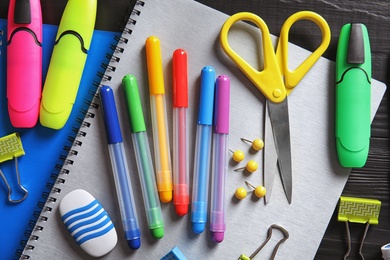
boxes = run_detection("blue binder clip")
[0,133,28,203]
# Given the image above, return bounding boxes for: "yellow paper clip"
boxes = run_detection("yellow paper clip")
[0,133,28,203]
[338,196,381,260]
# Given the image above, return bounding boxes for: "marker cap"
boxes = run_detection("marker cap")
[175,204,188,216]
[172,49,188,108]
[214,75,230,134]
[192,222,206,234]
[159,190,172,204]
[212,231,224,243]
[146,36,165,95]
[127,237,141,250]
[122,75,147,133]
[57,0,97,49]
[151,227,164,239]
[99,86,123,144]
[198,66,216,125]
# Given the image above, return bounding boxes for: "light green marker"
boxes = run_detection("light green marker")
[335,23,371,168]
[122,74,165,239]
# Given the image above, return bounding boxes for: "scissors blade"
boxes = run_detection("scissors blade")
[263,101,278,204]
[267,99,292,204]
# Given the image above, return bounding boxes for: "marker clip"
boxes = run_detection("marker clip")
[0,133,28,203]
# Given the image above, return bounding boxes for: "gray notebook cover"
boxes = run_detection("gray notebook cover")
[22,0,387,259]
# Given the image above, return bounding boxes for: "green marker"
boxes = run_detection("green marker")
[122,74,165,239]
[335,23,371,168]
[40,0,97,129]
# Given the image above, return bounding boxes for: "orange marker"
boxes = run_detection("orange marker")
[145,36,172,203]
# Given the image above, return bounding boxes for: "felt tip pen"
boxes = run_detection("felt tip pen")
[122,75,165,239]
[191,66,216,234]
[335,23,371,168]
[7,0,42,128]
[172,49,189,216]
[99,86,141,249]
[40,0,96,129]
[210,75,230,243]
[145,36,173,203]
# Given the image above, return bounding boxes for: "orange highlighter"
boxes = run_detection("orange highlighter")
[145,36,172,203]
[172,49,189,216]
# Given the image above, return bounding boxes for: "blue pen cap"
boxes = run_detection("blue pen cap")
[198,66,216,125]
[99,86,123,144]
[126,228,141,250]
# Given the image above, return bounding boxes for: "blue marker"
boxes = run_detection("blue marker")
[191,67,216,234]
[99,86,141,250]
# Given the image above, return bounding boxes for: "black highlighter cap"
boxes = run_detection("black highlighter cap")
[14,0,31,24]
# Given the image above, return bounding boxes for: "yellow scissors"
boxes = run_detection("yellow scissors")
[220,11,331,204]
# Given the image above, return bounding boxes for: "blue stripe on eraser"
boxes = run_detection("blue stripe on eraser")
[62,199,99,223]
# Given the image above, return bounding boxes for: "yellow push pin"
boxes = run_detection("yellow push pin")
[234,182,266,200]
[241,138,264,151]
[229,149,245,163]
[245,181,266,198]
[235,187,247,200]
[234,160,258,173]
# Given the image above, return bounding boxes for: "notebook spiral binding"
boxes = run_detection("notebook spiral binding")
[18,1,145,259]
[0,29,3,52]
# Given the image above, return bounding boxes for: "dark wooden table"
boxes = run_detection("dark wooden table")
[1,1,388,259]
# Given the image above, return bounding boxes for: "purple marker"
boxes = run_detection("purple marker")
[210,75,230,243]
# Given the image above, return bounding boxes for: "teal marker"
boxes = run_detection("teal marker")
[122,74,164,239]
[335,23,371,168]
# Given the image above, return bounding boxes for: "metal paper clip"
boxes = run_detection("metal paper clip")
[0,133,28,203]
[238,224,289,260]
[338,196,381,260]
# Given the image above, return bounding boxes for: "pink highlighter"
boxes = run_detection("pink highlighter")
[7,0,42,128]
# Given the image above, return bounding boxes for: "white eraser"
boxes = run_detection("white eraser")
[382,243,390,260]
[59,189,118,257]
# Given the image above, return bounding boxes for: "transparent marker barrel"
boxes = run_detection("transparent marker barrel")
[99,86,141,249]
[146,36,172,203]
[191,66,215,234]
[123,75,165,239]
[132,132,164,239]
[210,75,230,243]
[172,49,189,216]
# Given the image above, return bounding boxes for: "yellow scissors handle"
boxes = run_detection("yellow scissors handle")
[276,11,331,93]
[220,12,287,103]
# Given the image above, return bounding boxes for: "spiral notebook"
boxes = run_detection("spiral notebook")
[0,19,119,259]
[21,0,387,259]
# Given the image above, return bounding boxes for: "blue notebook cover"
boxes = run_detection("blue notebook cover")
[0,19,116,259]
